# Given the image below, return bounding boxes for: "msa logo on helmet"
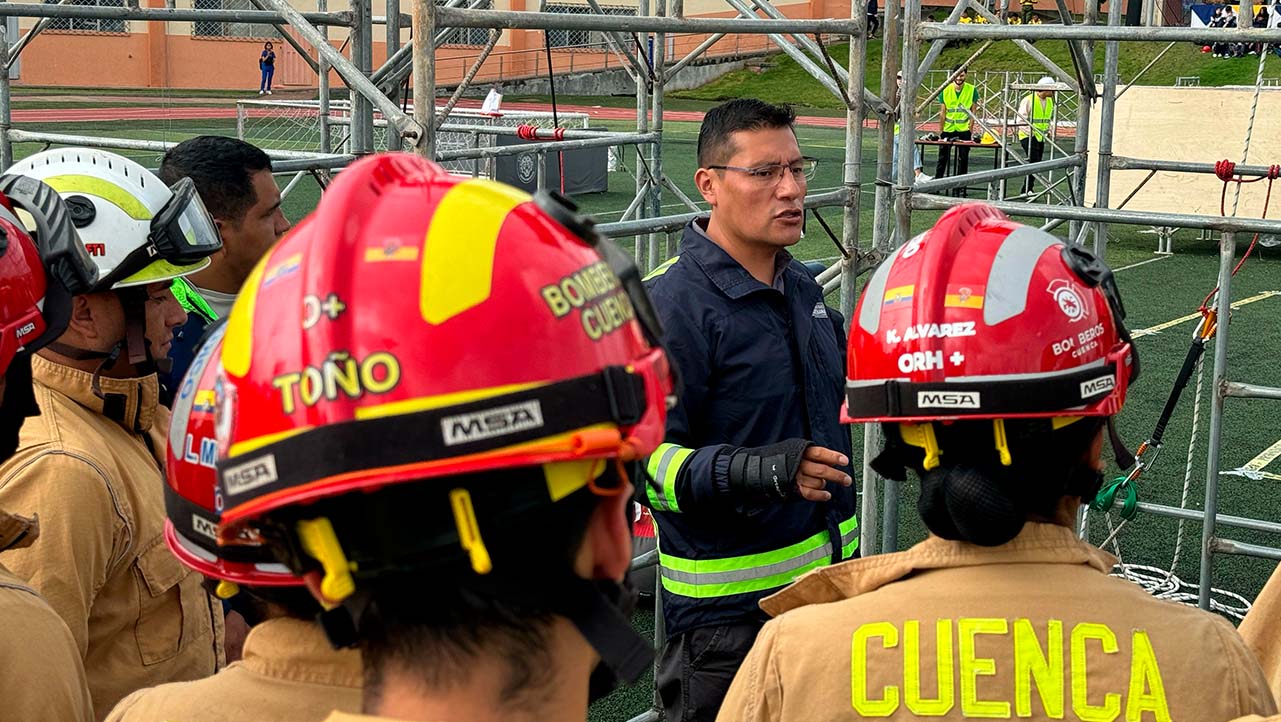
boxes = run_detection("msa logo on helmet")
[15,321,36,340]
[192,514,218,542]
[1048,279,1087,322]
[441,400,545,446]
[1079,374,1116,399]
[917,391,981,409]
[222,455,279,497]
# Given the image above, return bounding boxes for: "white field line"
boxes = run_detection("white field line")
[1132,291,1280,338]
[1115,255,1172,273]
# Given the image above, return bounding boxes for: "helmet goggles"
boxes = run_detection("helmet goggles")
[97,177,222,289]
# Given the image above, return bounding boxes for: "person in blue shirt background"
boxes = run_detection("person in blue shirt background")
[259,41,276,95]
[640,98,858,722]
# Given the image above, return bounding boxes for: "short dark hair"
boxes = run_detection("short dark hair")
[158,136,272,224]
[264,465,607,712]
[697,98,796,168]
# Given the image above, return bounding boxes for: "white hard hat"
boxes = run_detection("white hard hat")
[8,148,221,291]
[1036,76,1056,87]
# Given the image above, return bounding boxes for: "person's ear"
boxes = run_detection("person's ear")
[695,167,717,207]
[580,482,634,583]
[67,294,100,341]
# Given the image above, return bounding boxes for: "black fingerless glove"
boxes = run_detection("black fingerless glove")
[726,438,814,502]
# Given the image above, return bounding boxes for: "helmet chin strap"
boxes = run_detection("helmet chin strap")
[43,287,168,424]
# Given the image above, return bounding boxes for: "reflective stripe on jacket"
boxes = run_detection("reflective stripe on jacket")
[1018,93,1054,141]
[942,83,976,133]
[639,219,857,638]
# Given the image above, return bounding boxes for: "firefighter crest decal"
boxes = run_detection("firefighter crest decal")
[1047,279,1087,322]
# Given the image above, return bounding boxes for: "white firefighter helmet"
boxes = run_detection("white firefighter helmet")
[8,148,221,290]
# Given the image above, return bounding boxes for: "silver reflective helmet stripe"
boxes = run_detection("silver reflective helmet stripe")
[983,226,1063,326]
[859,235,923,335]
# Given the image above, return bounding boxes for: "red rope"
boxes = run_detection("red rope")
[1203,159,1279,311]
[515,124,566,142]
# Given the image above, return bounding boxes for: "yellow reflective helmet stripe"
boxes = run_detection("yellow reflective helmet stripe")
[420,179,531,325]
[114,257,210,289]
[42,174,152,220]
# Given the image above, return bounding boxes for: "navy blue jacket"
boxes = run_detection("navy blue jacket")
[640,220,858,639]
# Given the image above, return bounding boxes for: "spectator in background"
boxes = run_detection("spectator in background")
[259,41,275,95]
[1252,7,1269,54]
[892,71,932,186]
[866,0,879,37]
[1021,0,1035,23]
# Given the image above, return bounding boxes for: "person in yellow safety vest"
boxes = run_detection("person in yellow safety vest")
[716,203,1279,722]
[935,66,979,196]
[1015,76,1056,195]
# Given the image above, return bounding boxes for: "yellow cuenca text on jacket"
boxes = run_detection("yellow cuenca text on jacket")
[850,618,1170,722]
[540,261,636,341]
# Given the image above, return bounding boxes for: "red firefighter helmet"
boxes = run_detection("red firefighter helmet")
[0,210,46,375]
[165,322,304,595]
[0,175,100,373]
[213,152,673,591]
[845,203,1137,424]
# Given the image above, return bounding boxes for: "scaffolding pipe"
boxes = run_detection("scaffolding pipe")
[7,129,341,160]
[270,154,359,172]
[387,0,401,62]
[1069,0,1098,242]
[1115,41,1177,100]
[435,30,502,130]
[667,32,726,77]
[1224,381,1281,400]
[965,2,1077,88]
[1112,156,1281,177]
[413,0,435,157]
[648,0,666,270]
[635,0,651,268]
[0,0,9,170]
[913,155,1081,194]
[584,0,648,79]
[318,0,332,154]
[894,0,921,246]
[350,0,375,152]
[435,7,859,34]
[1092,0,1122,257]
[910,193,1281,234]
[919,23,1281,42]
[0,3,353,24]
[1200,232,1237,609]
[721,0,844,101]
[1137,502,1281,535]
[436,131,660,160]
[916,0,970,79]
[600,189,848,237]
[256,0,423,147]
[1210,538,1281,562]
[6,15,51,71]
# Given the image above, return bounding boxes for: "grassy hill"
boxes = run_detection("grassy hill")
[673,37,1278,110]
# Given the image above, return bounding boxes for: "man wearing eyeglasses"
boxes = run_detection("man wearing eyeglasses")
[640,98,858,722]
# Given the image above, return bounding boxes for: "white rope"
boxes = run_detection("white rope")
[1230,48,1269,217]
[1166,355,1206,579]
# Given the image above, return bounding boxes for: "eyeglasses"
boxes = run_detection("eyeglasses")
[705,157,818,186]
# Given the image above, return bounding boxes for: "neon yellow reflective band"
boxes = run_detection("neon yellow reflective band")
[643,255,680,282]
[171,276,219,322]
[840,513,860,558]
[659,513,859,598]
[645,442,692,512]
[42,174,152,220]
